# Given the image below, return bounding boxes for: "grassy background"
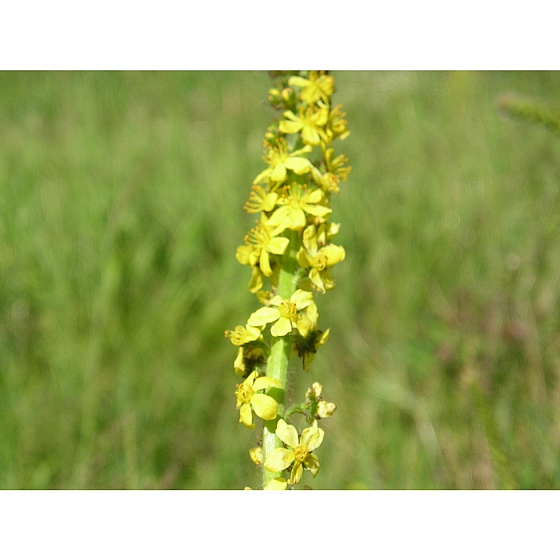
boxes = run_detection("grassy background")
[1,71,560,489]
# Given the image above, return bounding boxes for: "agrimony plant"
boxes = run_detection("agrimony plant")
[225,71,351,489]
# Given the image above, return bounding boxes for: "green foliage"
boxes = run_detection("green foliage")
[1,71,560,489]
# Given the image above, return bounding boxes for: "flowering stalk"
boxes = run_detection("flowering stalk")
[226,71,350,489]
[261,228,299,487]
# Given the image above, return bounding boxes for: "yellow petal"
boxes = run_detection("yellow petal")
[248,266,263,293]
[270,163,287,183]
[303,203,332,218]
[270,317,292,337]
[302,225,318,254]
[279,120,302,136]
[262,191,278,212]
[291,144,313,157]
[284,156,311,175]
[259,248,273,277]
[254,168,271,184]
[291,289,313,309]
[307,188,324,205]
[301,423,324,451]
[307,302,319,324]
[287,76,309,89]
[288,461,304,484]
[289,208,307,230]
[251,393,278,421]
[296,314,313,338]
[309,269,326,293]
[281,110,298,122]
[239,404,255,428]
[236,244,253,265]
[247,307,280,327]
[311,165,324,186]
[278,111,303,134]
[267,236,289,255]
[244,325,262,342]
[269,295,284,306]
[264,448,295,473]
[303,453,321,477]
[297,247,312,268]
[267,206,291,235]
[252,376,282,392]
[316,110,329,128]
[244,371,259,385]
[327,222,341,238]
[324,244,346,266]
[319,328,330,345]
[302,126,321,146]
[233,348,245,376]
[275,419,299,449]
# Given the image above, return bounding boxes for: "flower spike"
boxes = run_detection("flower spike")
[229,71,349,489]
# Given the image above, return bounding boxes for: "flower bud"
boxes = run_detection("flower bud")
[281,87,297,108]
[268,88,283,107]
[317,400,337,418]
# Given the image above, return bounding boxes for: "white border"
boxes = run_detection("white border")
[0,491,557,558]
[1,2,558,70]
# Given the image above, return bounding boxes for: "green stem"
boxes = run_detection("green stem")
[262,229,300,488]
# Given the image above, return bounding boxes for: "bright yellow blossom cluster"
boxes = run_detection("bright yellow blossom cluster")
[226,71,350,489]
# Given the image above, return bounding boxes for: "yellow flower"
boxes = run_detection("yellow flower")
[235,371,281,429]
[311,168,340,193]
[225,324,262,346]
[254,139,313,185]
[264,419,324,484]
[288,71,334,105]
[247,289,315,337]
[243,184,278,214]
[236,221,290,278]
[279,103,329,146]
[321,104,350,144]
[311,147,352,193]
[267,185,331,234]
[325,147,351,183]
[297,224,346,293]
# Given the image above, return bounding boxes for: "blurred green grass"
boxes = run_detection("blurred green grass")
[1,71,560,489]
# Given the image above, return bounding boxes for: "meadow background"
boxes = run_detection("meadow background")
[1,71,560,490]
